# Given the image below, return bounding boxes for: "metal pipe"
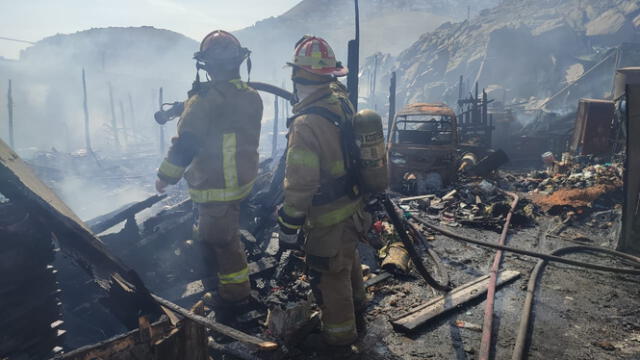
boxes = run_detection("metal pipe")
[480,190,519,360]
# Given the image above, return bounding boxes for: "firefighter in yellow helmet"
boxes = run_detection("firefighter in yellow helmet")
[156,30,263,320]
[277,36,372,350]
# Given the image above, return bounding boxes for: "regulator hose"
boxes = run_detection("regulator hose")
[382,195,452,292]
[405,220,450,288]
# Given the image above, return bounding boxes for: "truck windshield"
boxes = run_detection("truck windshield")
[393,115,454,145]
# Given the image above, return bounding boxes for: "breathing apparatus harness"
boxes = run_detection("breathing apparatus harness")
[286,82,363,206]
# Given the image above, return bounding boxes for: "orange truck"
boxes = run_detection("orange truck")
[386,103,458,192]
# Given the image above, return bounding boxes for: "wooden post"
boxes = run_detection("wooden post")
[108,82,120,150]
[618,68,640,253]
[159,88,165,155]
[127,93,136,141]
[347,0,360,111]
[272,95,279,158]
[387,71,397,138]
[371,53,379,110]
[119,100,128,148]
[82,69,92,152]
[183,301,208,360]
[7,80,14,149]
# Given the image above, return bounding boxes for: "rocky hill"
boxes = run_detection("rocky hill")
[383,0,640,113]
[234,0,499,85]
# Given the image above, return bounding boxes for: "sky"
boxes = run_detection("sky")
[0,0,301,59]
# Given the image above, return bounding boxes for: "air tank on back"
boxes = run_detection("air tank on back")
[353,109,389,193]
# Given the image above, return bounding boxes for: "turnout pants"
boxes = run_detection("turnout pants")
[198,202,250,302]
[306,215,368,346]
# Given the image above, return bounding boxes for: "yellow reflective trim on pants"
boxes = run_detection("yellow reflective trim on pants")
[329,160,346,177]
[158,159,185,181]
[286,148,320,169]
[324,318,356,340]
[218,266,249,285]
[278,216,302,230]
[309,199,361,228]
[189,179,255,203]
[229,79,248,90]
[222,133,238,188]
[283,203,306,218]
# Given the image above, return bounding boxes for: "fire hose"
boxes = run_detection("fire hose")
[511,246,640,360]
[405,205,640,359]
[154,82,295,125]
[479,190,519,360]
[408,214,640,275]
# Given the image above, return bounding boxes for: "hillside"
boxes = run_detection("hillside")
[385,0,640,113]
[234,0,499,85]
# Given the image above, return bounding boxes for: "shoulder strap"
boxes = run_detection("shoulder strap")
[286,100,362,201]
[286,106,342,129]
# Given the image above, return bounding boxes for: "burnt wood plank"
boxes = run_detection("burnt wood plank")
[0,139,160,327]
[391,270,520,332]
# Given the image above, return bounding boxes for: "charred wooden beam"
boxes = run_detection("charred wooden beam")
[87,194,166,234]
[53,302,208,360]
[0,139,161,329]
[0,202,63,359]
[150,294,278,351]
[391,270,520,332]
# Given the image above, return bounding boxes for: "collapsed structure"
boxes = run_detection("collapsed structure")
[1,0,640,359]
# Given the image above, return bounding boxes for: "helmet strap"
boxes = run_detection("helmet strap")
[292,83,300,105]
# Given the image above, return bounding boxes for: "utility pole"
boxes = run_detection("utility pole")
[159,87,165,155]
[82,68,92,152]
[388,72,397,138]
[119,100,128,148]
[272,95,279,158]
[108,82,120,151]
[347,0,360,110]
[7,80,14,148]
[371,54,379,110]
[127,93,136,141]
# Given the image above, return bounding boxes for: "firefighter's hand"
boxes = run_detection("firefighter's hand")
[156,178,169,193]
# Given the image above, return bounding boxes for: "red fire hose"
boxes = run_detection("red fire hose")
[479,190,519,360]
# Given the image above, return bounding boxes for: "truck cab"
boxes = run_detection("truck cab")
[387,103,458,193]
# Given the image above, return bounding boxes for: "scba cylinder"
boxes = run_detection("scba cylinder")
[353,109,389,193]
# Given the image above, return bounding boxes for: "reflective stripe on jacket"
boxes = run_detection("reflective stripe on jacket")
[158,79,263,203]
[282,81,361,256]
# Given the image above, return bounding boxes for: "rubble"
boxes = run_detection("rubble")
[1,1,638,359]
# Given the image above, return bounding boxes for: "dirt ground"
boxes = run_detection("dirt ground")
[322,216,640,360]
